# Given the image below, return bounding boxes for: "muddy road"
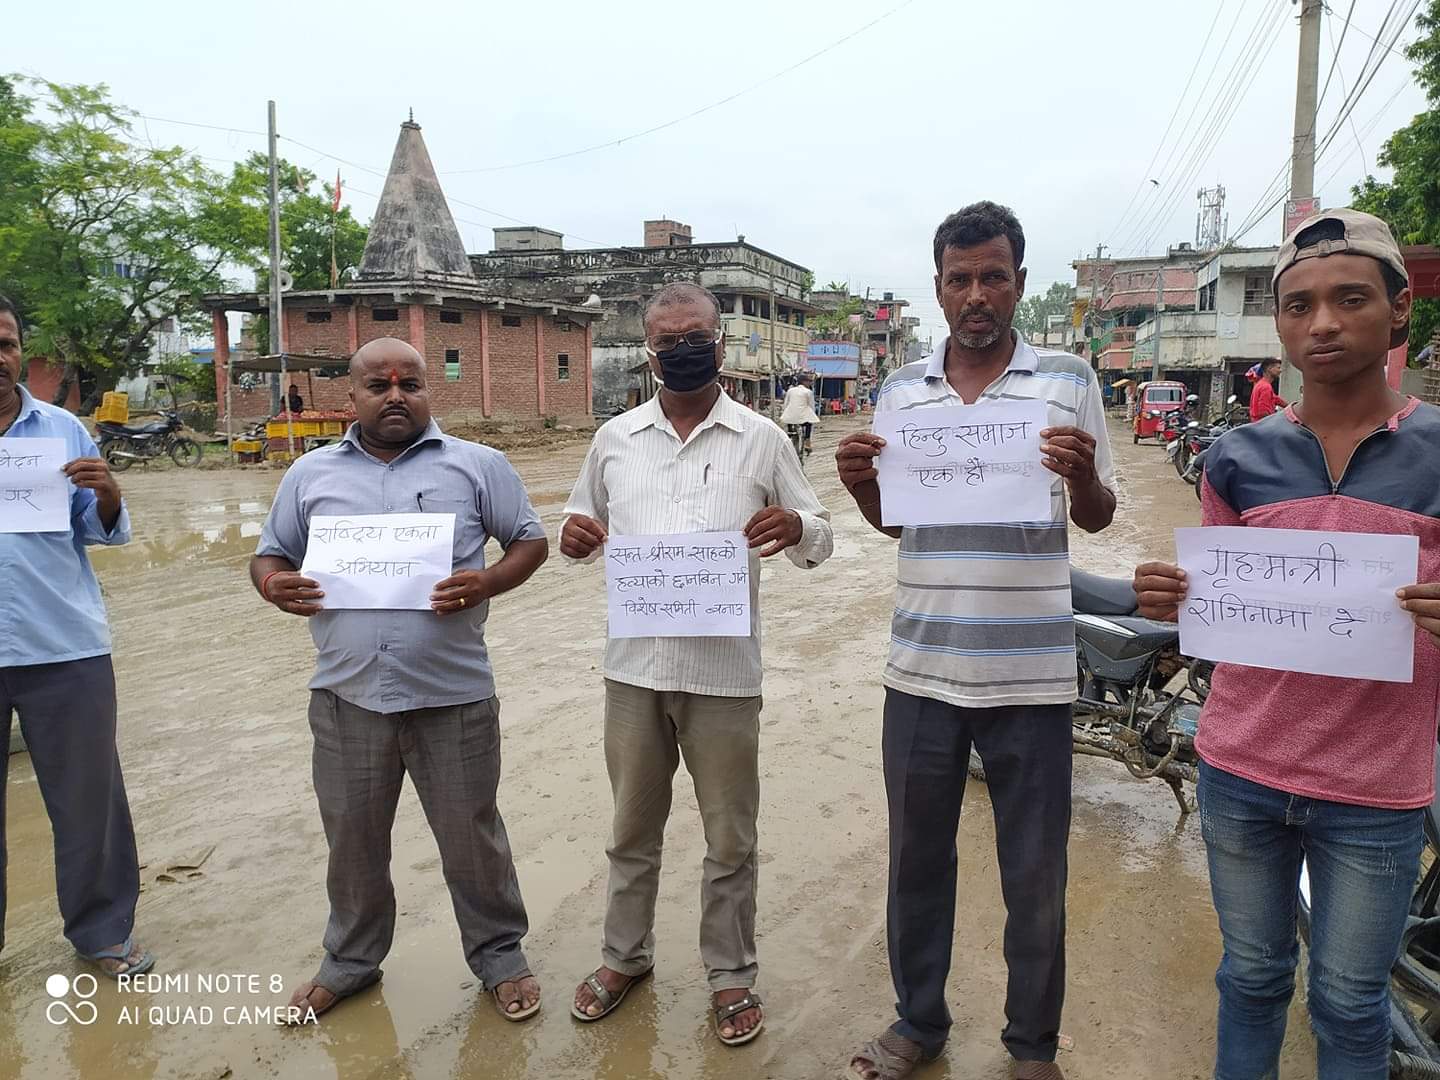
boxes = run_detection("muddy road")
[0,418,1320,1079]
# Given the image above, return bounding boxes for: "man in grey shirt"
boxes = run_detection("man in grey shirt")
[250,338,548,1023]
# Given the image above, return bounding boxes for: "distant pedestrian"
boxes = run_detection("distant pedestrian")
[780,371,819,451]
[0,294,154,979]
[287,383,305,414]
[251,337,549,1023]
[1248,359,1287,422]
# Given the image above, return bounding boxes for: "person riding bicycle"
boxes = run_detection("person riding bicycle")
[780,373,819,453]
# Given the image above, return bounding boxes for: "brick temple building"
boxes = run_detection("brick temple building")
[201,118,600,425]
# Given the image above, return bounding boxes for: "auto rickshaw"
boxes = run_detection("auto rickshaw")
[1132,380,1187,444]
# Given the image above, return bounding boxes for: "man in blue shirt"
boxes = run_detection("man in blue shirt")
[251,337,549,1024]
[0,294,153,978]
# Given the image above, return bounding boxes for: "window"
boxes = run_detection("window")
[742,296,758,317]
[305,310,332,324]
[557,353,571,381]
[445,348,461,381]
[440,310,462,324]
[372,307,399,322]
[1198,281,1216,312]
[718,294,736,314]
[501,314,523,328]
[555,317,573,332]
[1243,275,1274,316]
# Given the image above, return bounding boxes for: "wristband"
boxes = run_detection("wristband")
[259,570,284,603]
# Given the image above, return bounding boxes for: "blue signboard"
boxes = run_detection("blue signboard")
[808,341,861,360]
[808,359,859,378]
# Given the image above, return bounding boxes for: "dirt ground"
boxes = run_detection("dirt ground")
[0,416,1322,1080]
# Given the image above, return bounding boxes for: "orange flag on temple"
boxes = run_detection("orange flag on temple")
[332,171,342,213]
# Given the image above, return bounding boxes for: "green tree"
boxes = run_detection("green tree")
[221,153,369,353]
[1351,0,1440,359]
[0,77,262,407]
[808,292,865,340]
[1014,281,1075,338]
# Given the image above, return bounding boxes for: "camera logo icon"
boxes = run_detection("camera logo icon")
[45,973,99,1026]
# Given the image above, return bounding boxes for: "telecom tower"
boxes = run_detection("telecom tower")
[1196,185,1228,250]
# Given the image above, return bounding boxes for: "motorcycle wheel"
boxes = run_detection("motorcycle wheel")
[1194,472,1204,502]
[1173,443,1190,477]
[104,442,132,472]
[169,438,202,468]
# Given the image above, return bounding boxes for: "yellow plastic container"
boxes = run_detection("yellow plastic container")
[231,439,263,454]
[320,420,345,435]
[95,391,130,424]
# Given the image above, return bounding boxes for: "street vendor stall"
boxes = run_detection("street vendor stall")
[226,353,353,462]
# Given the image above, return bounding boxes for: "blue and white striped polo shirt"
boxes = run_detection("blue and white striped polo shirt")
[875,333,1115,708]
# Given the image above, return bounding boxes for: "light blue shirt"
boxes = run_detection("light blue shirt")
[0,387,131,667]
[256,421,545,714]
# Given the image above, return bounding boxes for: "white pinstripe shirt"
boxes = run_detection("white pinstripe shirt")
[563,390,833,696]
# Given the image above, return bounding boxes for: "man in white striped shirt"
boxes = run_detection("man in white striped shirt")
[839,203,1115,1080]
[560,282,832,1046]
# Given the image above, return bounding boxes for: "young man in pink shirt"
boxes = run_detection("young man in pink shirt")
[1247,359,1286,423]
[1134,208,1440,1079]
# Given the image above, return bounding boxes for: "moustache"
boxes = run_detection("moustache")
[960,307,997,320]
[380,406,410,419]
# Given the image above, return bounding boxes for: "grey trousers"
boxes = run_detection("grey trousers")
[600,679,762,992]
[0,655,140,956]
[308,690,530,995]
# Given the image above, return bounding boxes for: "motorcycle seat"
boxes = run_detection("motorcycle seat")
[1075,612,1179,652]
[100,421,169,435]
[1071,568,1139,616]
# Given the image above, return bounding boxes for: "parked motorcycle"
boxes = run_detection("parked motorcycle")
[1298,748,1440,1077]
[96,411,202,471]
[1154,393,1200,447]
[1169,395,1242,497]
[970,568,1209,814]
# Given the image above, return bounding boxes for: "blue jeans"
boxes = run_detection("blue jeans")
[1199,761,1423,1080]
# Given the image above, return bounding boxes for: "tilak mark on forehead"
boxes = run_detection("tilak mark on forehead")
[389,368,400,385]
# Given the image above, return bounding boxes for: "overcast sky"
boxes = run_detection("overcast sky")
[11,0,1430,344]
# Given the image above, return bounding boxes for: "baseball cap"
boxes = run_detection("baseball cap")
[1273,208,1410,347]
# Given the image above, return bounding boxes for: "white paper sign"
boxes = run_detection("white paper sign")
[605,531,750,638]
[1176,526,1420,683]
[0,437,69,533]
[300,513,455,610]
[873,400,1051,526]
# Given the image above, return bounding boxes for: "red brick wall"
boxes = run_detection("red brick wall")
[543,317,590,417]
[22,358,81,412]
[488,311,540,420]
[217,299,593,423]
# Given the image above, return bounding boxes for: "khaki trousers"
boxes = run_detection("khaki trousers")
[600,679,762,992]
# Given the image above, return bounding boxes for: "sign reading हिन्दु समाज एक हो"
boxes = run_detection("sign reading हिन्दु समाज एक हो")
[0,437,69,533]
[1175,525,1421,683]
[871,400,1052,527]
[604,531,751,638]
[300,513,457,610]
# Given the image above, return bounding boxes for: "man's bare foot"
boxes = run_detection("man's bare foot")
[494,974,541,1016]
[573,966,641,1018]
[285,980,337,1024]
[713,988,762,1041]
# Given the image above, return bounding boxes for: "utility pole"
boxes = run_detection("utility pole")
[267,100,294,458]
[767,271,778,419]
[1282,0,1324,400]
[1290,0,1323,210]
[1152,267,1164,382]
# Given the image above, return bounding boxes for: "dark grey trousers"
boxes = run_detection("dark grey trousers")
[308,690,531,995]
[0,655,140,956]
[882,688,1072,1063]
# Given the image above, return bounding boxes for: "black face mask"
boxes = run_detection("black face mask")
[656,338,719,393]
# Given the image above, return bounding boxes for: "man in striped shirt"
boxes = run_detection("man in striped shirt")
[561,282,833,1046]
[840,203,1115,1080]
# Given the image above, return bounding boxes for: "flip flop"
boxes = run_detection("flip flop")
[713,991,764,1047]
[492,973,542,1023]
[571,967,653,1022]
[281,970,382,1026]
[79,936,155,979]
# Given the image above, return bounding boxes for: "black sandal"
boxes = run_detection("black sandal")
[713,991,764,1046]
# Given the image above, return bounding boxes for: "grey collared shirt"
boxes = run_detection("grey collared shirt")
[256,421,544,713]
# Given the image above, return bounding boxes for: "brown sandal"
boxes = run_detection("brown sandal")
[491,972,541,1023]
[848,1029,938,1079]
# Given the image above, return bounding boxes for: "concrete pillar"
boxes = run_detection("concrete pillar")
[346,304,358,354]
[584,319,594,416]
[408,303,427,363]
[212,309,230,416]
[480,308,492,418]
[536,313,547,417]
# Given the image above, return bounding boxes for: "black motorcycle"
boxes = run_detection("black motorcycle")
[970,568,1209,814]
[96,411,202,471]
[1298,749,1440,1077]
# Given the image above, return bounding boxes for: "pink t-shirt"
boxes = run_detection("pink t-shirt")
[1194,400,1440,809]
